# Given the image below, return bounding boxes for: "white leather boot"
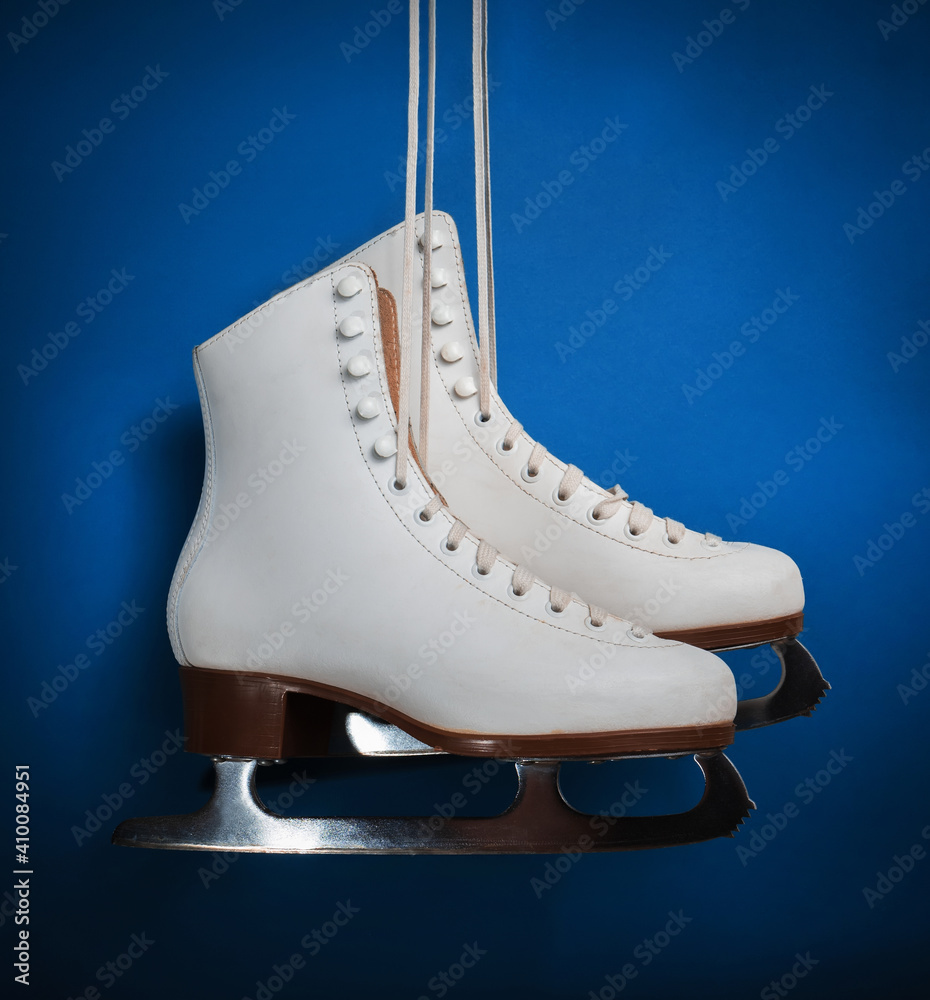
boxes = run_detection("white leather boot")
[337,210,828,731]
[166,258,737,757]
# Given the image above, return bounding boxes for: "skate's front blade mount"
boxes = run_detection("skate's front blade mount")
[111,752,753,855]
[734,639,829,732]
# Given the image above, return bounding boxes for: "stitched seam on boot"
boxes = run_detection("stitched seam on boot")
[166,349,218,666]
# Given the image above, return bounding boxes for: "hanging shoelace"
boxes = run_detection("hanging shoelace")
[473,0,496,412]
[468,1,719,548]
[394,0,610,626]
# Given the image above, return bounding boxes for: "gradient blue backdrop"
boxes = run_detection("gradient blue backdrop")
[2,0,929,997]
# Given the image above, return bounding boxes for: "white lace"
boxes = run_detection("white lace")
[396,1,609,627]
[473,0,496,414]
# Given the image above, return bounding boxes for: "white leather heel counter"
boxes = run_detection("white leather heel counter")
[166,349,216,666]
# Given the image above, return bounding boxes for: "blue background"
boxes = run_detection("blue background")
[2,0,929,997]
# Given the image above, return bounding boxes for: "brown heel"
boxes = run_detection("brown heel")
[179,666,335,758]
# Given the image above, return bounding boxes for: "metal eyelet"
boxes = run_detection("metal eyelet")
[440,537,460,556]
[520,465,540,484]
[663,532,682,549]
[622,522,642,541]
[389,477,411,496]
[414,507,432,525]
[474,409,493,427]
[586,506,605,527]
[551,487,574,508]
[496,437,516,456]
[507,584,530,602]
[545,601,566,618]
[626,626,648,642]
[471,562,492,582]
[585,617,606,632]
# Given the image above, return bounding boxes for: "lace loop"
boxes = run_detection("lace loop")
[511,564,535,597]
[420,495,444,521]
[501,421,522,451]
[557,464,584,502]
[475,539,497,575]
[664,517,687,544]
[446,519,468,551]
[588,606,608,629]
[549,587,572,614]
[527,442,547,477]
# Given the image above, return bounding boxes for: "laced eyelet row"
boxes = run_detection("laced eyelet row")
[411,489,610,629]
[491,445,678,544]
[508,467,691,546]
[425,390,707,551]
[478,410,711,548]
[410,479,700,576]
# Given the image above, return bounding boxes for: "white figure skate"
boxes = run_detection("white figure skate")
[113,0,754,855]
[334,3,828,734]
[112,250,755,853]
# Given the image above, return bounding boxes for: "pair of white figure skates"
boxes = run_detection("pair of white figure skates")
[114,1,827,855]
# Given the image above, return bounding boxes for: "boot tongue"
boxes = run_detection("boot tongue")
[375,282,401,419]
[373,273,445,498]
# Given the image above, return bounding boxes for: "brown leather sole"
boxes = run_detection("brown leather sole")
[179,665,734,760]
[655,612,804,651]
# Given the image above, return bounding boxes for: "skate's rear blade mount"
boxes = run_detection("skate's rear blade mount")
[734,639,829,731]
[111,752,753,855]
